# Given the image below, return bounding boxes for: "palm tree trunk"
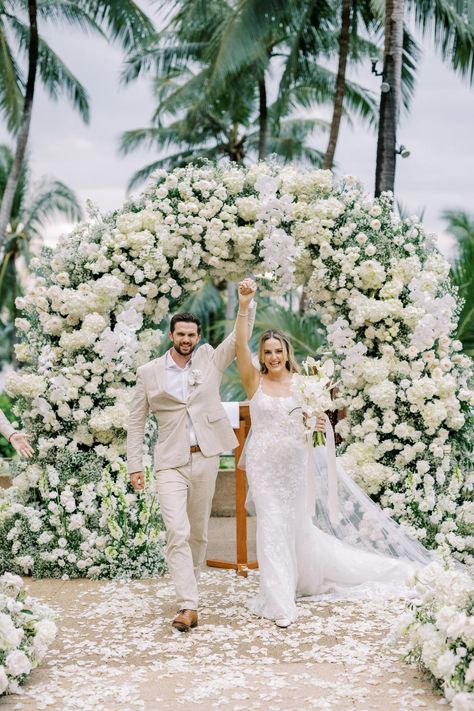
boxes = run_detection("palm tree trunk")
[258,76,268,160]
[323,0,352,170]
[0,0,38,256]
[11,250,18,367]
[374,0,405,196]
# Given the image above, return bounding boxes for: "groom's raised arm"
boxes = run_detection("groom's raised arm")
[213,297,256,372]
[126,369,149,475]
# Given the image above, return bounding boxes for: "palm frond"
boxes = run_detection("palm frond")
[22,179,83,238]
[121,40,206,84]
[209,0,289,83]
[126,146,224,190]
[445,209,474,355]
[451,238,474,356]
[35,0,106,35]
[9,15,90,122]
[401,26,421,112]
[78,0,157,52]
[409,0,474,83]
[0,17,24,132]
[0,144,28,222]
[443,209,474,246]
[248,117,326,165]
[288,64,379,127]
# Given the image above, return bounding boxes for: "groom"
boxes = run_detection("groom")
[127,280,256,631]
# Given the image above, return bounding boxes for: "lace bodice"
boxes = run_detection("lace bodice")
[249,379,306,442]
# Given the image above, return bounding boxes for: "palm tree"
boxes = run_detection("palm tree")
[0,0,39,264]
[204,0,405,175]
[0,0,157,256]
[196,0,474,193]
[374,0,405,196]
[376,0,474,194]
[0,145,82,363]
[323,0,352,169]
[444,209,474,357]
[120,0,377,184]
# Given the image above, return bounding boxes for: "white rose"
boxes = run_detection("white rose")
[0,613,23,649]
[452,693,474,711]
[0,665,8,694]
[34,618,57,646]
[5,649,31,676]
[235,196,260,222]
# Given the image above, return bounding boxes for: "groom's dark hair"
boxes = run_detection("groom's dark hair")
[169,312,201,333]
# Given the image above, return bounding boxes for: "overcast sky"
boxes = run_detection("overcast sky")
[5,2,474,259]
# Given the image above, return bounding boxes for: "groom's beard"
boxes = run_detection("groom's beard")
[173,342,197,357]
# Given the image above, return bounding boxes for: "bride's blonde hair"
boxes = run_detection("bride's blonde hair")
[258,330,300,374]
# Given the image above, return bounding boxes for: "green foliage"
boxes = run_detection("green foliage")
[220,296,326,400]
[0,392,15,458]
[0,0,157,133]
[120,0,378,183]
[444,209,474,356]
[121,0,474,185]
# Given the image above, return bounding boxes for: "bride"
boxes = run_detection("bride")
[235,279,432,628]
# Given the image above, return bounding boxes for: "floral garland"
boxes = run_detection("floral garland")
[0,572,57,695]
[0,161,472,579]
[401,562,474,709]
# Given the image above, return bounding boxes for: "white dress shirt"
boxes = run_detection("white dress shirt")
[164,350,198,446]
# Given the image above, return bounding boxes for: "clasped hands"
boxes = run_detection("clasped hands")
[238,278,257,306]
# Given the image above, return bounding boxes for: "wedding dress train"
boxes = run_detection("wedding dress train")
[244,380,433,623]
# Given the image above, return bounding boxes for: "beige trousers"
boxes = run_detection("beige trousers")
[156,451,220,610]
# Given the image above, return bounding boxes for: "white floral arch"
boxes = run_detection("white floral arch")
[1,161,472,579]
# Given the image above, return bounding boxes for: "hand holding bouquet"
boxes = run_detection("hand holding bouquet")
[291,357,337,446]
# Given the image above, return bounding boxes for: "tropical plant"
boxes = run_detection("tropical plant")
[119,0,378,183]
[0,392,15,458]
[0,0,157,255]
[194,0,474,193]
[444,209,474,357]
[376,0,474,193]
[220,297,326,400]
[0,145,82,363]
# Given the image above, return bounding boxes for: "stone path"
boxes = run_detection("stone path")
[1,518,445,711]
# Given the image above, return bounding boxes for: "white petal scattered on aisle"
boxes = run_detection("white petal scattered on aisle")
[3,570,443,711]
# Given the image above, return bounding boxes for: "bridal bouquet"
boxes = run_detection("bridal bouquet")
[291,357,337,446]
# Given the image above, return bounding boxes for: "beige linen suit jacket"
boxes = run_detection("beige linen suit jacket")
[0,410,15,442]
[127,305,256,473]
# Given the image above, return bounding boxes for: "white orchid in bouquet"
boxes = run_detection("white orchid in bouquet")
[0,573,57,696]
[291,357,337,445]
[0,160,472,578]
[400,561,474,708]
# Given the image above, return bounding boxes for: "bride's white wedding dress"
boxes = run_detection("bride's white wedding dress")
[245,379,433,623]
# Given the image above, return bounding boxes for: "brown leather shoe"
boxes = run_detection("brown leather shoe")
[172,609,198,632]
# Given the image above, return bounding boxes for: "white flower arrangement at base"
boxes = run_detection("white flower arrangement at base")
[0,161,472,578]
[400,562,474,709]
[0,573,57,696]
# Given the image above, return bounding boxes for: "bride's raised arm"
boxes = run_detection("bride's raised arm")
[236,279,259,399]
